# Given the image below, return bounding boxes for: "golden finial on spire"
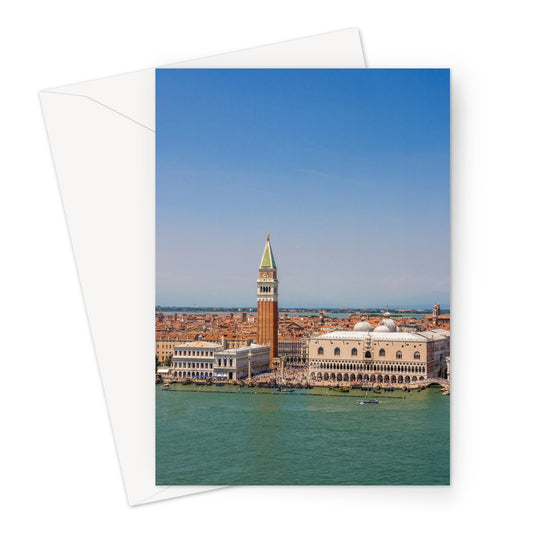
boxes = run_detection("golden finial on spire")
[267,233,270,240]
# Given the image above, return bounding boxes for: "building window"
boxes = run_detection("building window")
[396,351,402,359]
[365,351,371,358]
[379,349,385,357]
[351,348,357,356]
[414,351,421,360]
[334,347,340,356]
[318,347,324,355]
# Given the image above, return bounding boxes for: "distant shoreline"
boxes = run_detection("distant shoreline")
[156,307,450,315]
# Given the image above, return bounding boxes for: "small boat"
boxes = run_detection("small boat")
[161,383,170,390]
[277,387,295,393]
[215,382,225,387]
[339,387,349,393]
[358,399,379,404]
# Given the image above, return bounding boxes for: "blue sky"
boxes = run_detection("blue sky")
[156,69,449,308]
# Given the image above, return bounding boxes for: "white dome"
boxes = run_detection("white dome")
[354,320,373,332]
[382,318,398,331]
[373,317,399,332]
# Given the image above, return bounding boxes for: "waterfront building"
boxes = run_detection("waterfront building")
[256,234,279,368]
[168,339,270,380]
[308,313,449,384]
[168,340,220,378]
[213,344,270,380]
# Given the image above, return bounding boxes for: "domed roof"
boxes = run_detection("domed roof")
[382,318,398,331]
[373,315,399,332]
[354,319,373,332]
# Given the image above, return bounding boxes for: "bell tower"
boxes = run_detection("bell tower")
[257,233,278,368]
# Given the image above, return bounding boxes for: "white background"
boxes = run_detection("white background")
[1,1,532,531]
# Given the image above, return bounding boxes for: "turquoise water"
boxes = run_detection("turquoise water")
[156,385,449,485]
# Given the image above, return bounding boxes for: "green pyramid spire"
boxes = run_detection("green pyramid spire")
[260,233,276,269]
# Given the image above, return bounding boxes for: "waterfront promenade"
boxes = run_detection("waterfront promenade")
[157,366,450,392]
